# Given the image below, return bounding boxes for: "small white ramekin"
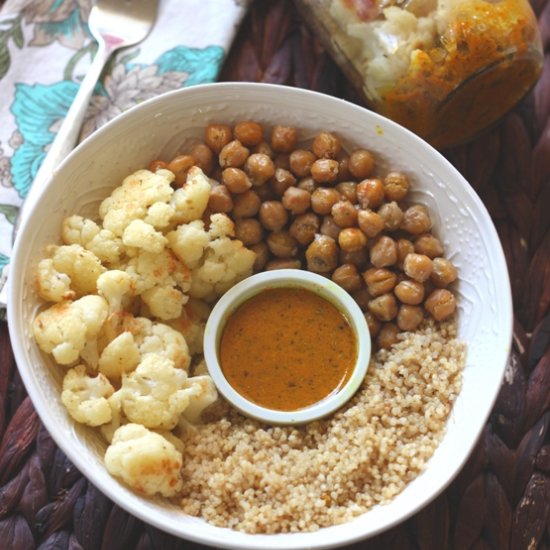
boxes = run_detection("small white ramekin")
[203,269,371,425]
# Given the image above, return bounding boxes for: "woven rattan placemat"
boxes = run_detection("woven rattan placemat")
[1,0,549,548]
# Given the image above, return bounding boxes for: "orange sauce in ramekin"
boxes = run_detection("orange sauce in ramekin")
[219,287,357,411]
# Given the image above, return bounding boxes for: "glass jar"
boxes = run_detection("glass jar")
[296,0,543,149]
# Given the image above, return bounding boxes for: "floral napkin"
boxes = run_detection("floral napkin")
[0,0,249,310]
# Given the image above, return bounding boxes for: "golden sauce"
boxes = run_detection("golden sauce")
[219,287,357,411]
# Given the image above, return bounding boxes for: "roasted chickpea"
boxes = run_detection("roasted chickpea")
[289,212,320,245]
[219,140,250,168]
[332,263,363,292]
[271,125,298,153]
[338,227,367,252]
[297,177,317,193]
[305,234,338,273]
[377,323,399,349]
[356,178,385,209]
[349,149,376,179]
[234,121,264,147]
[320,215,341,240]
[255,183,276,202]
[189,143,214,175]
[378,201,403,231]
[403,253,433,283]
[168,154,195,185]
[364,311,381,338]
[250,242,269,272]
[397,305,424,331]
[282,186,311,214]
[208,185,233,213]
[394,279,425,305]
[431,257,458,287]
[310,158,340,184]
[245,153,276,186]
[266,259,302,270]
[259,201,288,231]
[383,171,410,201]
[332,200,358,228]
[149,159,168,172]
[370,235,397,268]
[362,268,397,297]
[401,204,432,235]
[337,154,352,181]
[266,230,299,258]
[414,234,444,258]
[205,124,232,154]
[368,293,398,322]
[357,209,385,238]
[232,190,261,218]
[336,181,357,203]
[340,248,368,270]
[271,168,297,196]
[312,131,342,159]
[311,187,341,215]
[351,286,372,311]
[235,218,263,246]
[424,289,457,321]
[396,239,415,268]
[289,149,316,178]
[252,140,274,158]
[222,167,252,194]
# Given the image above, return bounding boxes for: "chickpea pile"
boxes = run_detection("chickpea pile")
[150,122,458,350]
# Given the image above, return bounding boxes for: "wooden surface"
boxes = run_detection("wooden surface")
[1,0,550,548]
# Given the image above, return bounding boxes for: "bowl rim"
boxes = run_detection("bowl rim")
[203,268,371,425]
[7,81,513,550]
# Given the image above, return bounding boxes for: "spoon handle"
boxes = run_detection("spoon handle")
[16,39,113,231]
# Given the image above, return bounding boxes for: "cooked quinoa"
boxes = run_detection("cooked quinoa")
[177,318,465,533]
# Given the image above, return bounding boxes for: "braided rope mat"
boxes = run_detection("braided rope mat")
[1,0,549,548]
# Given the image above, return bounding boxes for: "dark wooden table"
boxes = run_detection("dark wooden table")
[1,0,549,548]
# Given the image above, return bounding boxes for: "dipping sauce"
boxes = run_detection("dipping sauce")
[219,287,357,411]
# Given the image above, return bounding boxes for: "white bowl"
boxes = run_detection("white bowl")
[7,82,512,549]
[204,269,371,425]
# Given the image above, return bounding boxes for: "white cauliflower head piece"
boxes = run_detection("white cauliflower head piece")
[117,354,191,430]
[181,375,218,424]
[170,166,211,225]
[98,331,141,380]
[104,423,183,497]
[61,365,114,426]
[33,295,108,365]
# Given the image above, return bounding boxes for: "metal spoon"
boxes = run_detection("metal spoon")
[0,0,159,310]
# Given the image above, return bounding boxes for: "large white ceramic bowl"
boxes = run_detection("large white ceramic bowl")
[7,83,513,549]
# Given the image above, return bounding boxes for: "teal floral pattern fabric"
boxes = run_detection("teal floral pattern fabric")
[0,0,248,275]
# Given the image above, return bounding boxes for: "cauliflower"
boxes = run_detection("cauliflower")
[208,212,235,239]
[117,354,191,430]
[96,270,133,313]
[61,215,123,264]
[42,244,106,297]
[61,365,114,426]
[104,423,183,497]
[181,375,218,424]
[141,285,187,321]
[33,295,108,365]
[99,169,175,236]
[189,237,255,301]
[99,392,125,443]
[170,166,211,224]
[166,219,211,269]
[35,258,74,302]
[98,331,141,379]
[122,219,167,254]
[169,299,211,356]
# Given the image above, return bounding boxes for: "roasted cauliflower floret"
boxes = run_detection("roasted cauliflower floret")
[170,166,211,224]
[46,244,106,296]
[61,215,123,264]
[189,237,255,301]
[122,219,167,254]
[97,270,133,314]
[99,169,175,236]
[140,285,187,321]
[181,375,218,424]
[117,354,191,430]
[208,212,235,239]
[33,295,109,365]
[168,299,211,356]
[61,365,114,426]
[104,423,183,497]
[35,258,73,302]
[98,331,141,379]
[166,219,211,269]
